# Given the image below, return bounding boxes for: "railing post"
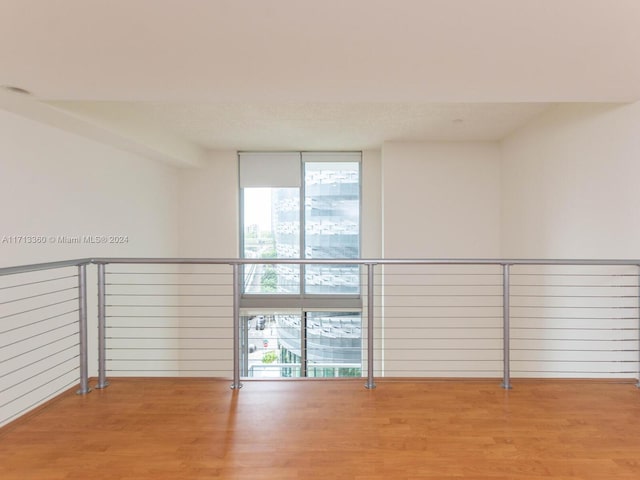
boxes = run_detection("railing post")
[231,263,243,390]
[365,263,376,389]
[301,312,307,377]
[637,265,640,388]
[96,263,109,389]
[76,264,91,395]
[501,263,512,390]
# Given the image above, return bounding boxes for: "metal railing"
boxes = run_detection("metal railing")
[0,259,91,427]
[2,257,640,427]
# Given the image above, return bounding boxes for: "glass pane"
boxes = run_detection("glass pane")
[243,187,300,294]
[306,312,362,378]
[304,162,360,294]
[242,313,302,378]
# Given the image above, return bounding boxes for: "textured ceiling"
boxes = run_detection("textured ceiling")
[1,0,638,160]
[49,102,552,150]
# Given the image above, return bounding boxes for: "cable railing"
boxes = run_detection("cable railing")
[1,257,639,427]
[0,259,90,427]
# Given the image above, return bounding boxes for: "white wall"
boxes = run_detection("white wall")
[0,110,179,265]
[379,142,502,377]
[500,103,640,379]
[361,149,382,258]
[0,108,180,426]
[501,102,640,258]
[381,142,501,258]
[177,150,239,258]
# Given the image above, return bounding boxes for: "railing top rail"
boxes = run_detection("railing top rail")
[89,257,640,266]
[0,258,92,276]
[2,257,640,274]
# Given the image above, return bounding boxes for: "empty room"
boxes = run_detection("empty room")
[1,1,640,479]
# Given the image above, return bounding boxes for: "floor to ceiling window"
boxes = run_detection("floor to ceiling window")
[239,152,362,378]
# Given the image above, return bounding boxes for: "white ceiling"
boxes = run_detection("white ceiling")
[47,101,551,151]
[1,0,639,162]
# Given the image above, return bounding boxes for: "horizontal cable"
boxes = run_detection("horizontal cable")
[105,293,231,297]
[511,316,637,320]
[0,355,79,395]
[106,336,233,340]
[383,305,502,308]
[107,272,228,276]
[370,326,500,330]
[511,370,637,374]
[106,304,231,308]
[375,284,503,287]
[106,325,230,329]
[0,297,79,321]
[106,369,227,372]
[0,274,77,291]
[0,377,79,426]
[372,359,500,362]
[512,306,637,309]
[0,287,78,306]
[365,337,500,341]
[0,366,78,409]
[107,282,230,286]
[511,327,639,331]
[107,347,231,350]
[376,294,502,297]
[511,294,636,298]
[106,315,232,319]
[510,359,637,363]
[379,347,501,351]
[108,358,230,362]
[0,309,78,335]
[511,338,636,342]
[0,320,78,350]
[379,369,502,373]
[0,344,79,379]
[1,333,78,364]
[511,284,639,287]
[511,348,637,352]
[381,273,502,276]
[384,315,502,319]
[510,273,638,277]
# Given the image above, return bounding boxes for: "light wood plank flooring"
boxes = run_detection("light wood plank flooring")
[1,378,640,479]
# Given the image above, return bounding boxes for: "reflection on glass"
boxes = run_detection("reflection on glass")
[241,312,362,379]
[243,188,300,294]
[306,312,362,378]
[305,162,360,294]
[242,160,360,295]
[242,313,302,378]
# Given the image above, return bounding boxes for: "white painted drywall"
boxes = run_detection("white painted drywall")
[381,142,502,258]
[379,142,502,377]
[177,151,239,258]
[501,102,640,258]
[0,108,180,426]
[500,102,640,379]
[362,149,382,258]
[0,109,179,265]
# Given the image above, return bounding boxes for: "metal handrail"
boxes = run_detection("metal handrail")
[0,258,91,276]
[91,257,640,266]
[2,255,639,421]
[4,257,640,273]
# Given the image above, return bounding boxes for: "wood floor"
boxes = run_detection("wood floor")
[1,378,640,479]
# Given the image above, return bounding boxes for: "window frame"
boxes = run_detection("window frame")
[239,151,362,311]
